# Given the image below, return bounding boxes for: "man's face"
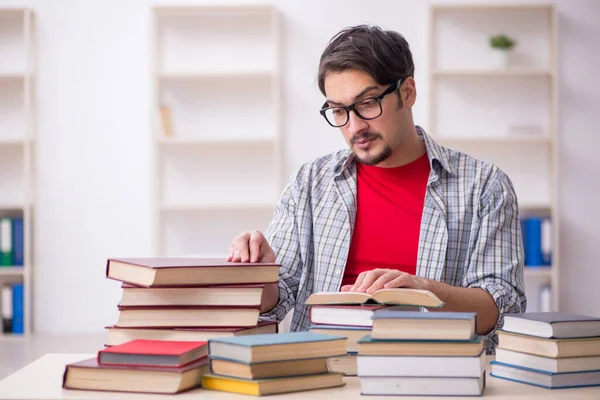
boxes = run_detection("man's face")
[323,70,411,167]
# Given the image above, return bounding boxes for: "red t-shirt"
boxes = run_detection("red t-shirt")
[341,152,431,287]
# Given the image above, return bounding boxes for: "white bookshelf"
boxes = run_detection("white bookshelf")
[0,8,35,339]
[151,5,282,257]
[429,4,559,312]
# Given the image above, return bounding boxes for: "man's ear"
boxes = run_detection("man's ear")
[401,77,417,108]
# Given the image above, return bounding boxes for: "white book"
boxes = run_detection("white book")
[496,348,600,373]
[360,375,485,396]
[357,352,485,377]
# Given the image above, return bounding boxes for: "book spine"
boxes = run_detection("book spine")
[0,218,13,266]
[12,217,24,266]
[523,217,543,267]
[1,285,13,333]
[12,283,24,334]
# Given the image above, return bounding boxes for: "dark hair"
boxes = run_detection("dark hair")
[318,25,415,96]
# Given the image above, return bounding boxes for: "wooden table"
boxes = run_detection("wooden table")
[1,353,599,399]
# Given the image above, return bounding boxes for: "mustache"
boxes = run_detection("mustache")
[351,132,381,144]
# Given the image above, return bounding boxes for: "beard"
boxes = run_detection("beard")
[351,132,393,166]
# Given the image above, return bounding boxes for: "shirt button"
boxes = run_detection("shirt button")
[335,269,341,275]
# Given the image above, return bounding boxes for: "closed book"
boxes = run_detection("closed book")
[209,356,328,380]
[11,283,23,334]
[524,217,543,266]
[115,305,260,328]
[106,321,278,346]
[490,361,600,389]
[106,257,280,287]
[1,285,12,333]
[202,372,344,396]
[502,312,600,338]
[326,352,357,376]
[118,283,266,307]
[309,304,388,327]
[497,331,600,358]
[357,351,486,378]
[305,288,444,308]
[496,348,600,373]
[98,339,208,367]
[0,217,13,266]
[357,334,485,357]
[62,357,209,394]
[371,309,476,340]
[11,217,23,266]
[309,325,370,352]
[208,332,347,364]
[359,374,485,396]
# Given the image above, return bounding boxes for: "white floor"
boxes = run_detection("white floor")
[0,333,106,380]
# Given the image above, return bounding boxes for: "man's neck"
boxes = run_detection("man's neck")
[377,126,426,168]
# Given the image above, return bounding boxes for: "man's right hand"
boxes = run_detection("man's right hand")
[227,230,276,264]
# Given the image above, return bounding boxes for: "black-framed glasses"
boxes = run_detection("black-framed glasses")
[319,78,403,128]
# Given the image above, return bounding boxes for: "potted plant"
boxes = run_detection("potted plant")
[489,34,516,69]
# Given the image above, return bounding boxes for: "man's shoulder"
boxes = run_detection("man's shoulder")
[293,149,352,181]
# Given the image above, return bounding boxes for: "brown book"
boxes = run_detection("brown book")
[115,305,260,328]
[106,257,280,287]
[106,321,278,346]
[305,288,444,308]
[497,330,600,358]
[119,283,266,307]
[209,357,328,380]
[63,357,209,394]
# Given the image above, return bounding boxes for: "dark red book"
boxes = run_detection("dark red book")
[63,357,209,394]
[98,339,208,367]
[106,257,280,287]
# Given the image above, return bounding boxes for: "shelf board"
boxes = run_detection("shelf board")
[519,203,552,212]
[0,267,25,276]
[159,70,275,80]
[0,333,26,341]
[161,202,276,211]
[0,137,28,146]
[431,4,553,12]
[0,73,27,81]
[433,69,552,78]
[437,135,552,146]
[157,136,276,145]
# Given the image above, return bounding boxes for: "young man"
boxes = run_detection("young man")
[227,25,526,353]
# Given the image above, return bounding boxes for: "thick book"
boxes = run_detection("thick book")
[202,372,344,396]
[118,283,265,307]
[98,339,208,367]
[357,334,485,357]
[371,309,477,340]
[309,304,388,327]
[209,357,328,380]
[115,305,260,328]
[357,351,486,378]
[497,330,600,358]
[208,332,347,363]
[106,257,280,287]
[309,325,370,352]
[305,288,444,308]
[490,361,600,389]
[502,312,600,338]
[496,348,600,373]
[62,357,209,394]
[106,321,278,346]
[359,374,485,396]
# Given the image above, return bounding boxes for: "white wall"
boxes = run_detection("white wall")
[0,0,597,334]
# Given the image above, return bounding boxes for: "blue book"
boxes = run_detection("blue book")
[12,283,24,334]
[524,217,543,266]
[503,312,600,339]
[490,361,600,389]
[11,217,24,266]
[371,310,477,341]
[208,332,347,364]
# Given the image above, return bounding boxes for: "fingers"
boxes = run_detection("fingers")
[227,231,251,262]
[383,274,412,289]
[340,285,353,292]
[249,231,265,263]
[350,271,368,292]
[351,269,388,292]
[366,271,403,294]
[227,231,273,263]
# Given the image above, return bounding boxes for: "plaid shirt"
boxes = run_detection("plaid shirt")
[262,126,526,353]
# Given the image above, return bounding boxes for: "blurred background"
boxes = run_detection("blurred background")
[0,0,598,371]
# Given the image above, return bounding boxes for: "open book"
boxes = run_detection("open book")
[305,288,444,308]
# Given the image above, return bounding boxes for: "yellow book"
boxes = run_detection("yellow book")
[202,372,344,396]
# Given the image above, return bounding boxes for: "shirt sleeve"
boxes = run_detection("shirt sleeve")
[463,167,527,352]
[259,174,304,323]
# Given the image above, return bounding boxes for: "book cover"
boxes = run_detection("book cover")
[11,217,23,266]
[372,309,476,321]
[209,331,346,348]
[11,283,23,334]
[0,217,13,266]
[98,340,207,367]
[305,288,444,308]
[503,312,600,338]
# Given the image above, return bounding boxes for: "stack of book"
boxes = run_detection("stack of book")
[63,339,210,394]
[491,312,600,389]
[306,288,445,376]
[104,257,280,344]
[201,332,347,396]
[358,308,486,396]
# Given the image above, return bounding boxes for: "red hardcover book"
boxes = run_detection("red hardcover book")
[63,357,209,394]
[106,257,280,287]
[98,339,208,367]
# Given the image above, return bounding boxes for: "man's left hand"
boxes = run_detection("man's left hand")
[340,268,432,294]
